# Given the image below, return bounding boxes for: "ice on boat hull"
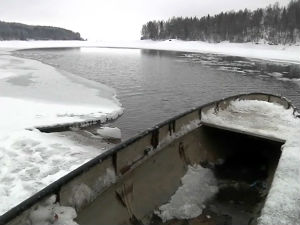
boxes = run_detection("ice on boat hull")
[1,93,298,225]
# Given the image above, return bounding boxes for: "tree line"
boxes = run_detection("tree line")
[0,21,83,40]
[141,0,300,44]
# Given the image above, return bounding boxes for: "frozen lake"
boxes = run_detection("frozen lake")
[14,47,300,139]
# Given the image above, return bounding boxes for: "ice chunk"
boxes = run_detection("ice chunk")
[96,127,121,139]
[155,165,218,221]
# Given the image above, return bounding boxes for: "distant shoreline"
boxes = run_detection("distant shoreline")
[0,20,83,41]
[0,39,299,64]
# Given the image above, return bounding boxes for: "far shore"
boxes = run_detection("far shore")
[0,39,299,64]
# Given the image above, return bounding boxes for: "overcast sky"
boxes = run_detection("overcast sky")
[0,0,291,40]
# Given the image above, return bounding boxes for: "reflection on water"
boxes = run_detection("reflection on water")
[81,47,142,55]
[14,48,300,139]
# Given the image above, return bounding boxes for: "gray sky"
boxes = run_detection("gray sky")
[0,0,291,40]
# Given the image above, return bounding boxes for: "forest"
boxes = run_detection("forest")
[0,21,82,40]
[141,0,300,44]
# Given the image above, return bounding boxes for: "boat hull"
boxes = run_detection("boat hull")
[1,93,297,225]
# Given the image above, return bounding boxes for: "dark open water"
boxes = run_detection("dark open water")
[14,48,300,139]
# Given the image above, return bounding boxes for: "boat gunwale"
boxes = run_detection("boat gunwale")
[200,121,286,143]
[0,92,297,224]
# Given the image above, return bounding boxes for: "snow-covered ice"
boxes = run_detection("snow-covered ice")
[0,54,122,131]
[202,99,300,225]
[0,48,123,215]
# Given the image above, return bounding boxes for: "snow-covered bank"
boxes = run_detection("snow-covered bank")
[1,39,299,64]
[202,100,300,225]
[0,50,123,215]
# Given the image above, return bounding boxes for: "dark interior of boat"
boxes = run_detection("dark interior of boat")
[148,125,283,225]
[36,123,284,225]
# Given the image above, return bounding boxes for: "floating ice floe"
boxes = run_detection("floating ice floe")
[96,127,122,139]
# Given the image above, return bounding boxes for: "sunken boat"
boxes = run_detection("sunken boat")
[1,93,299,225]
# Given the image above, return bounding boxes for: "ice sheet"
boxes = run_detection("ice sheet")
[0,51,123,215]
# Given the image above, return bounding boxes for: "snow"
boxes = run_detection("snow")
[96,127,121,139]
[0,47,123,215]
[29,195,78,225]
[202,99,300,225]
[0,129,113,216]
[68,168,116,211]
[155,165,218,222]
[0,39,299,64]
[68,184,95,212]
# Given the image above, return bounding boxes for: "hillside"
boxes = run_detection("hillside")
[0,21,83,41]
[141,0,300,44]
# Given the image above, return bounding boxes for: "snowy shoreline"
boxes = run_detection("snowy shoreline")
[0,39,299,64]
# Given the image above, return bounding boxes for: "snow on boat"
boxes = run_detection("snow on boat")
[1,93,299,225]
